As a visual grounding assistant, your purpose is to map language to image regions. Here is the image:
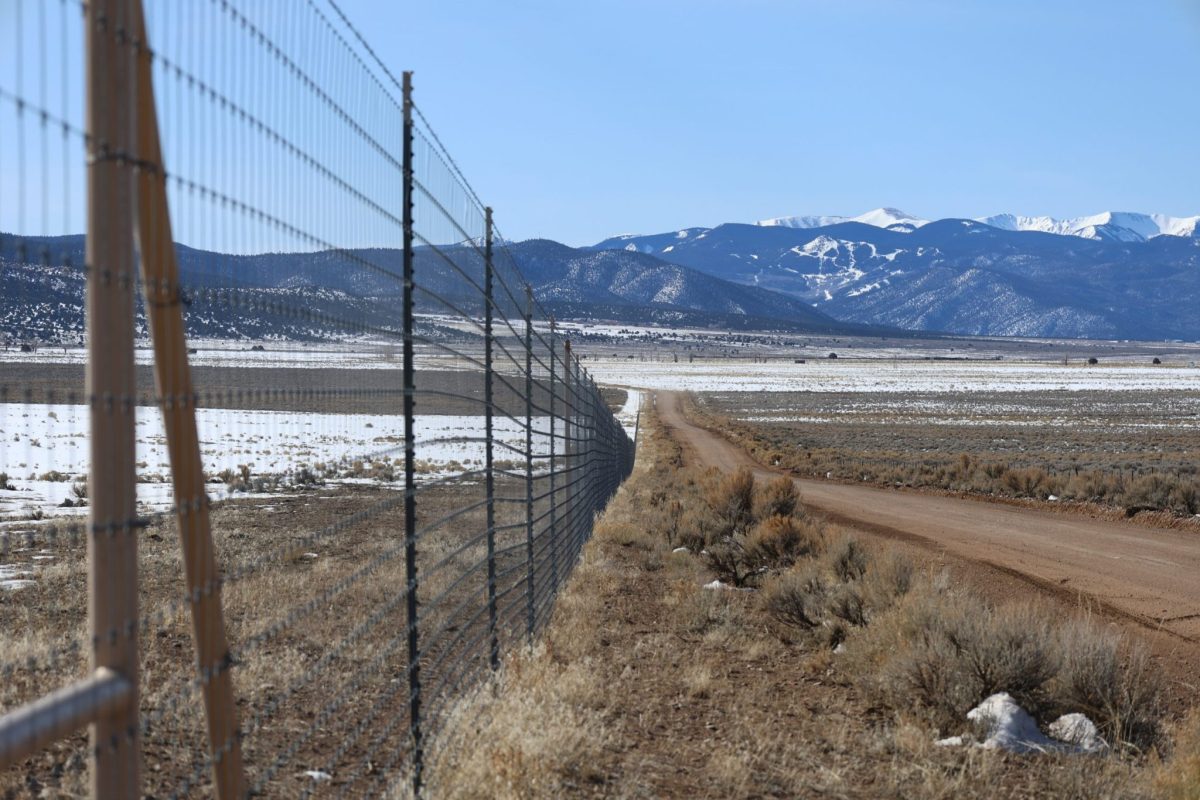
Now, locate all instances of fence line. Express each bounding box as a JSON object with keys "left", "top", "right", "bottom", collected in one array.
[{"left": 0, "top": 1, "right": 634, "bottom": 797}]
